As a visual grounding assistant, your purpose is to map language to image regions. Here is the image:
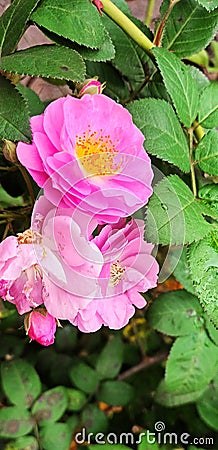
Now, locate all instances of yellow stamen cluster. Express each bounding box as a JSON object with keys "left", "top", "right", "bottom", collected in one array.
[
  {"left": 75, "top": 126, "right": 120, "bottom": 176},
  {"left": 110, "top": 260, "right": 125, "bottom": 286},
  {"left": 17, "top": 229, "right": 42, "bottom": 245}
]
